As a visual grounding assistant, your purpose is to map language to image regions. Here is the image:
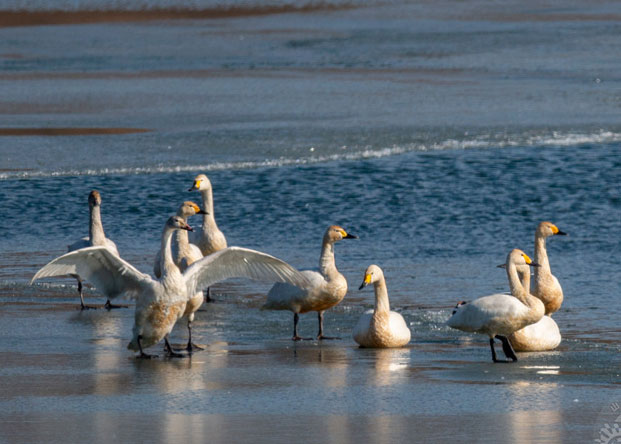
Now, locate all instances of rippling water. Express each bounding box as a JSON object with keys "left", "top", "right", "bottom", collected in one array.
[{"left": 0, "top": 1, "right": 619, "bottom": 441}]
